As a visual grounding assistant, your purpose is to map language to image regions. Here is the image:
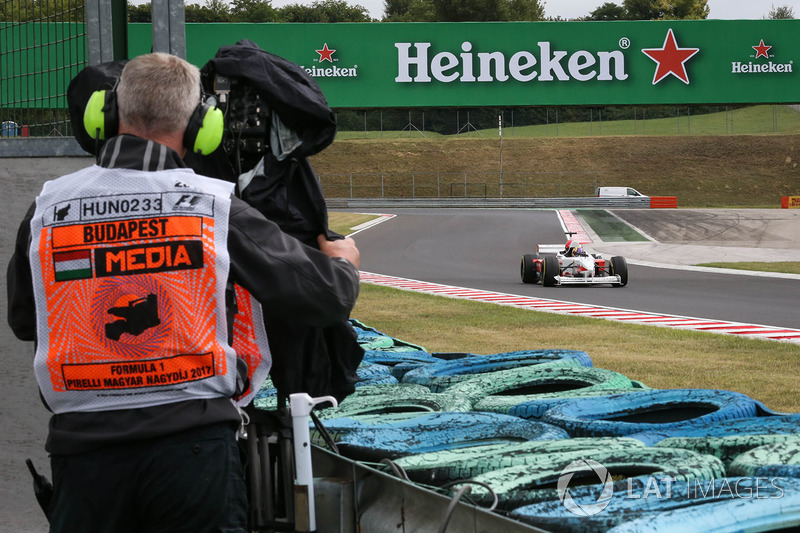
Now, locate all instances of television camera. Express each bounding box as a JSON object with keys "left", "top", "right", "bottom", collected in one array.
[{"left": 204, "top": 74, "right": 271, "bottom": 176}]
